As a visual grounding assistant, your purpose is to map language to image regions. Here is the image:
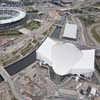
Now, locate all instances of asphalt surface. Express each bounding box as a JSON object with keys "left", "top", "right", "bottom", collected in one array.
[
  {"left": 50, "top": 15, "right": 66, "bottom": 38},
  {"left": 51, "top": 26, "right": 62, "bottom": 38},
  {"left": 0, "top": 14, "right": 72, "bottom": 81},
  {"left": 5, "top": 51, "right": 36, "bottom": 76},
  {"left": 0, "top": 50, "right": 36, "bottom": 81}
]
